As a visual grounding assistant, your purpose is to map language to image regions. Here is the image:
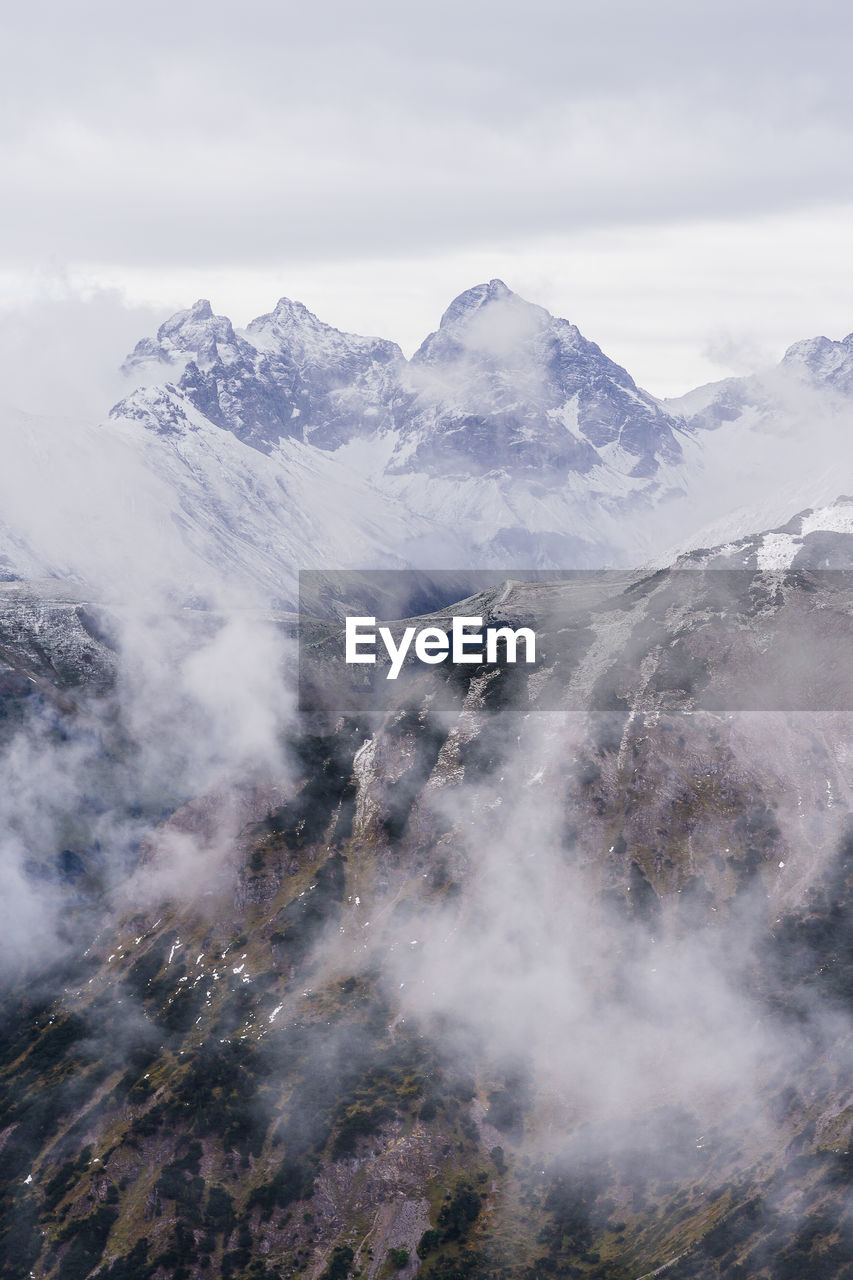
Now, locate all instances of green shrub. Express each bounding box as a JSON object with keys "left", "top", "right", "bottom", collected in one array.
[
  {"left": 56, "top": 1205, "right": 119, "bottom": 1280},
  {"left": 417, "top": 1230, "right": 440, "bottom": 1259},
  {"left": 437, "top": 1183, "right": 481, "bottom": 1241},
  {"left": 248, "top": 1157, "right": 314, "bottom": 1216},
  {"left": 203, "top": 1184, "right": 236, "bottom": 1237},
  {"left": 320, "top": 1244, "right": 355, "bottom": 1280}
]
